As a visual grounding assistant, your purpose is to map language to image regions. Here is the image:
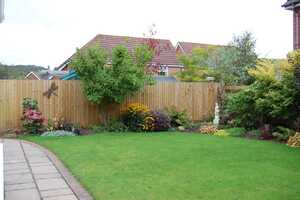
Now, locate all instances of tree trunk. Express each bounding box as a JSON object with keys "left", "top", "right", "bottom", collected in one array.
[{"left": 99, "top": 101, "right": 110, "bottom": 125}]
